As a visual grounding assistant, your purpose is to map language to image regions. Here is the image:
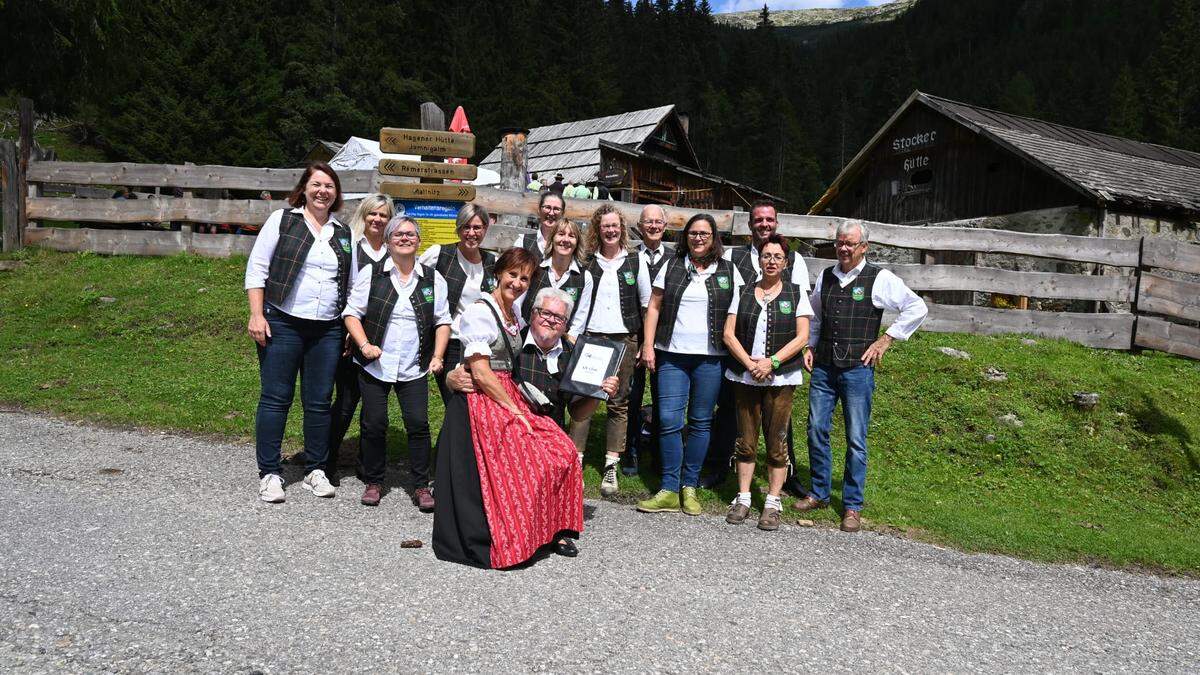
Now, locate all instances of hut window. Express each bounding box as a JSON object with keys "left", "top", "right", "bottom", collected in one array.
[{"left": 910, "top": 169, "right": 933, "bottom": 187}]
